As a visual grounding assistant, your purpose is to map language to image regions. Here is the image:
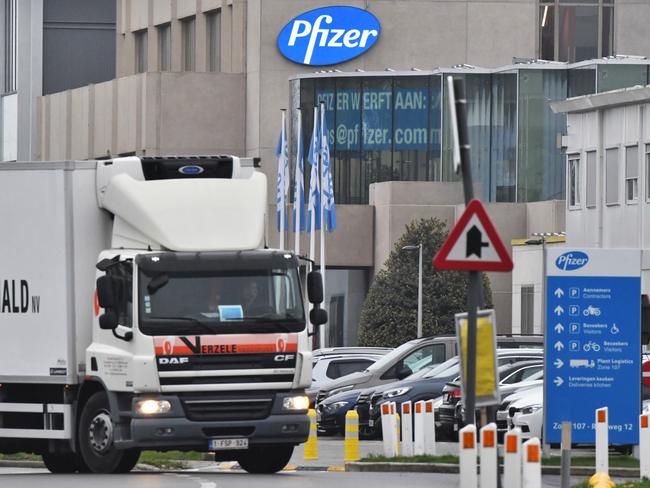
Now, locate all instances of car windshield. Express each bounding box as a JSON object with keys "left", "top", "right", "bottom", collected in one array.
[
  {"left": 136, "top": 251, "right": 305, "bottom": 335},
  {"left": 365, "top": 342, "right": 416, "bottom": 372}
]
